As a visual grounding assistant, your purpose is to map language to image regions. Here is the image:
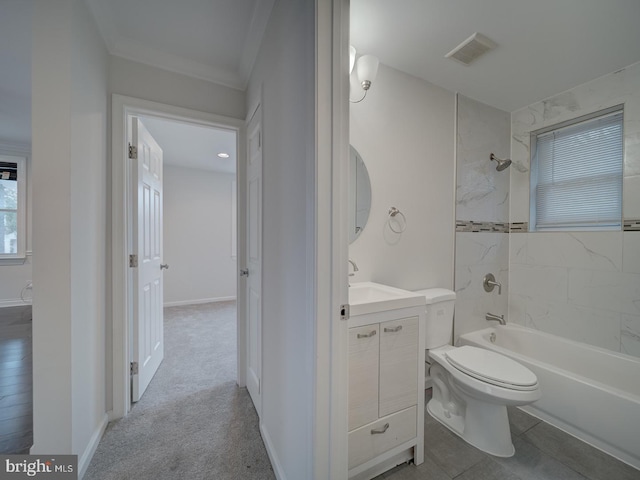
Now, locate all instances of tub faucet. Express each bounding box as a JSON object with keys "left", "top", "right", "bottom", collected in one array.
[
  {"left": 486, "top": 313, "right": 506, "bottom": 325},
  {"left": 348, "top": 259, "right": 359, "bottom": 277}
]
